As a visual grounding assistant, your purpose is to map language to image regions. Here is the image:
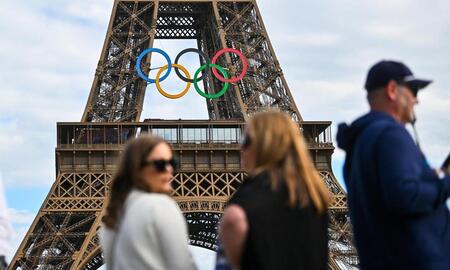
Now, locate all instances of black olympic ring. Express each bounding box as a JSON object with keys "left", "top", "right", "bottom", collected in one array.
[{"left": 174, "top": 48, "right": 211, "bottom": 83}]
